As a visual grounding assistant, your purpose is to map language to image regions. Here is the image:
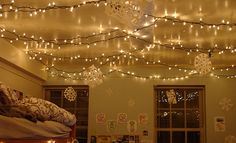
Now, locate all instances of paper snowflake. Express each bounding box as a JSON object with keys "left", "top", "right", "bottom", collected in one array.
[
  {"left": 83, "top": 65, "right": 103, "bottom": 88},
  {"left": 225, "top": 135, "right": 236, "bottom": 143},
  {"left": 194, "top": 53, "right": 212, "bottom": 75},
  {"left": 128, "top": 98, "right": 135, "bottom": 107},
  {"left": 219, "top": 97, "right": 234, "bottom": 111},
  {"left": 166, "top": 89, "right": 177, "bottom": 104},
  {"left": 105, "top": 0, "right": 143, "bottom": 27},
  {"left": 64, "top": 87, "right": 77, "bottom": 102}
]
